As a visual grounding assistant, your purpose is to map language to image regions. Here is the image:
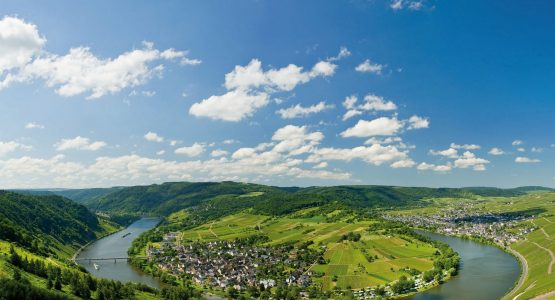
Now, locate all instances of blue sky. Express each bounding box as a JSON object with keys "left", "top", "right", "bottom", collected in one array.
[{"left": 0, "top": 0, "right": 553, "bottom": 188}]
